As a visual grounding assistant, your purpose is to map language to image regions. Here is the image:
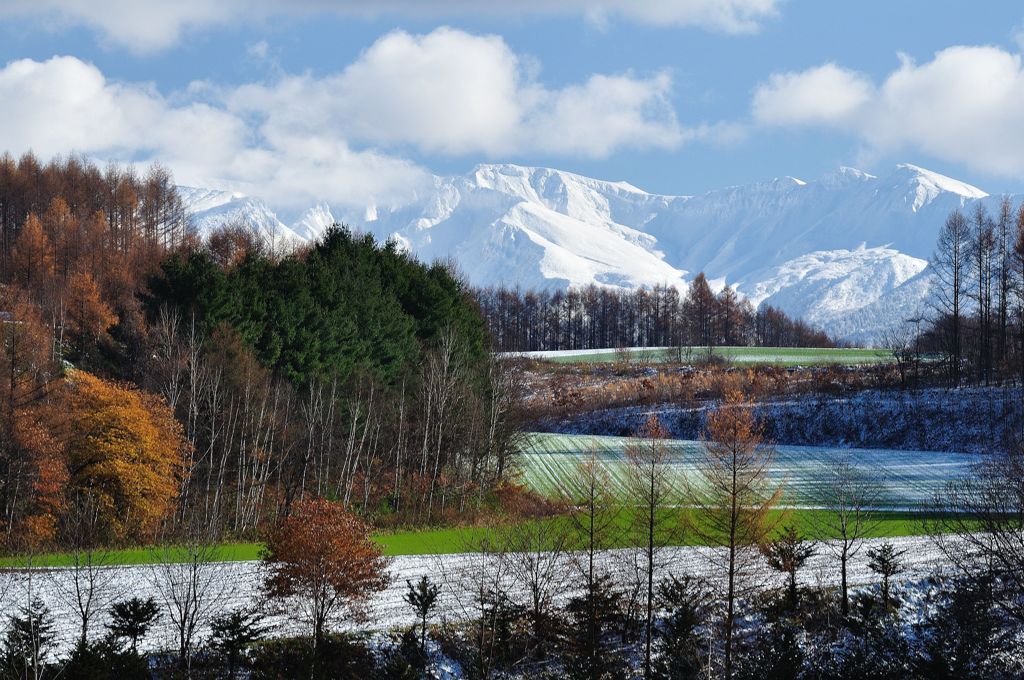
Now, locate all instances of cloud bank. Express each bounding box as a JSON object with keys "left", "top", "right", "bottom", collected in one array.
[
  {"left": 753, "top": 46, "right": 1024, "bottom": 178},
  {"left": 0, "top": 28, "right": 689, "bottom": 209},
  {"left": 0, "top": 0, "right": 780, "bottom": 53}
]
